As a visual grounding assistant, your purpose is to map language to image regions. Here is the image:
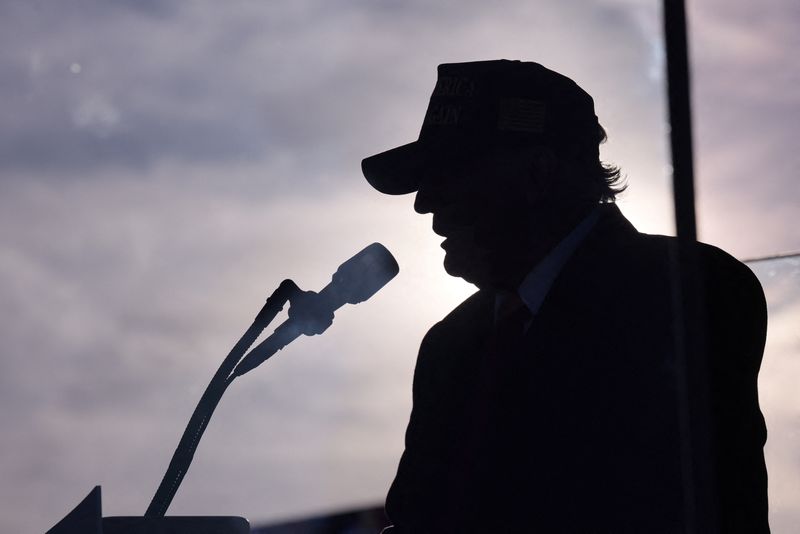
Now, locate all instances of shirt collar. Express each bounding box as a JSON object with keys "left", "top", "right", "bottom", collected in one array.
[{"left": 495, "top": 206, "right": 602, "bottom": 319}]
